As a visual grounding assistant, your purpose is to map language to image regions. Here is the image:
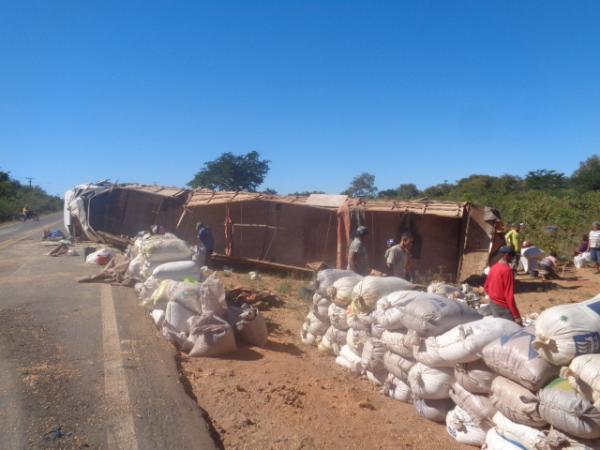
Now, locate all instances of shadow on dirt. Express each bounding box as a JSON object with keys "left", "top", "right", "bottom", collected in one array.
[
  {"left": 263, "top": 340, "right": 304, "bottom": 357},
  {"left": 219, "top": 346, "right": 264, "bottom": 361},
  {"left": 516, "top": 279, "right": 582, "bottom": 293}
]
